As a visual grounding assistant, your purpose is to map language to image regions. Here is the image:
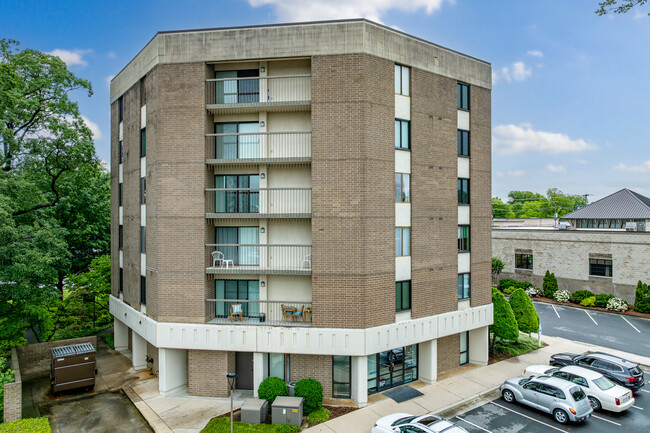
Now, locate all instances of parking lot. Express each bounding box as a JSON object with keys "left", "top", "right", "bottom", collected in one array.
[{"left": 449, "top": 373, "right": 650, "bottom": 433}]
